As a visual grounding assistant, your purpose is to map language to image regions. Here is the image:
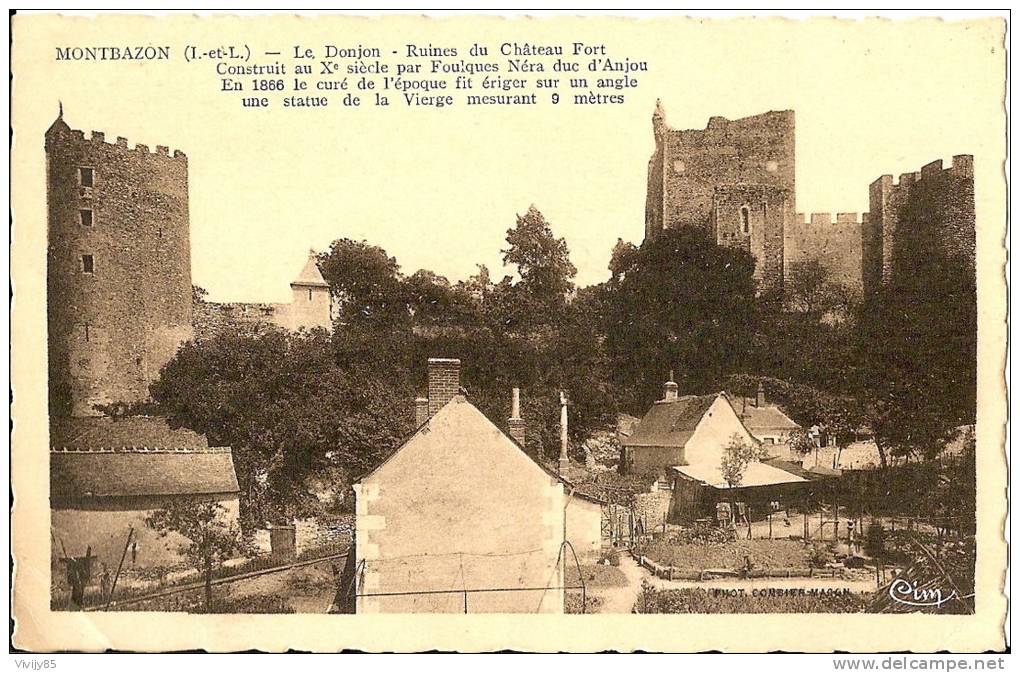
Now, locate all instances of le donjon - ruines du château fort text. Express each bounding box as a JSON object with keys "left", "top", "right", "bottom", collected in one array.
[{"left": 54, "top": 41, "right": 651, "bottom": 109}]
